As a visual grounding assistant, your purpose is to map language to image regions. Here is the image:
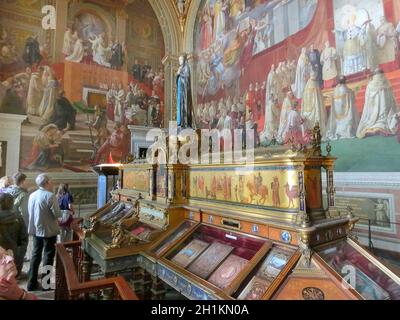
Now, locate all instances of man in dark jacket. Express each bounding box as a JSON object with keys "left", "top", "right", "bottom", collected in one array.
[
  {"left": 48, "top": 91, "right": 76, "bottom": 130},
  {"left": 0, "top": 192, "right": 28, "bottom": 277}
]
